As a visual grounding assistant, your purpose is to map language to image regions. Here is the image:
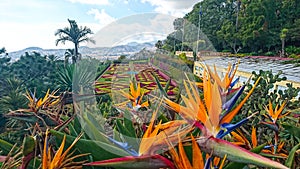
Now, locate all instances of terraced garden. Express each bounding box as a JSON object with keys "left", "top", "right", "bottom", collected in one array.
[{"left": 95, "top": 63, "right": 178, "bottom": 97}]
